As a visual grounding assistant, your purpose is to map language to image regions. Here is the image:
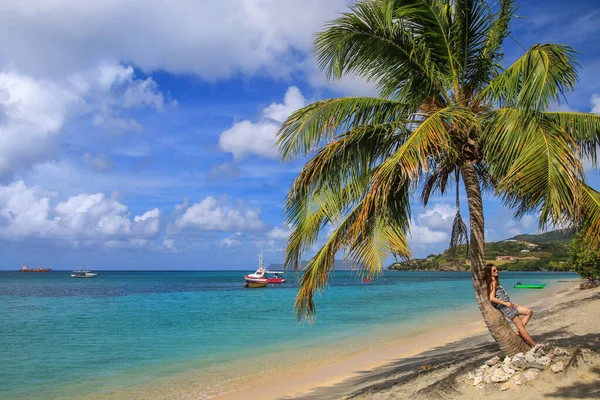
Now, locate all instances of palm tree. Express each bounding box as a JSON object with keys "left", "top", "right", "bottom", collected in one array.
[{"left": 275, "top": 0, "right": 600, "bottom": 356}]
